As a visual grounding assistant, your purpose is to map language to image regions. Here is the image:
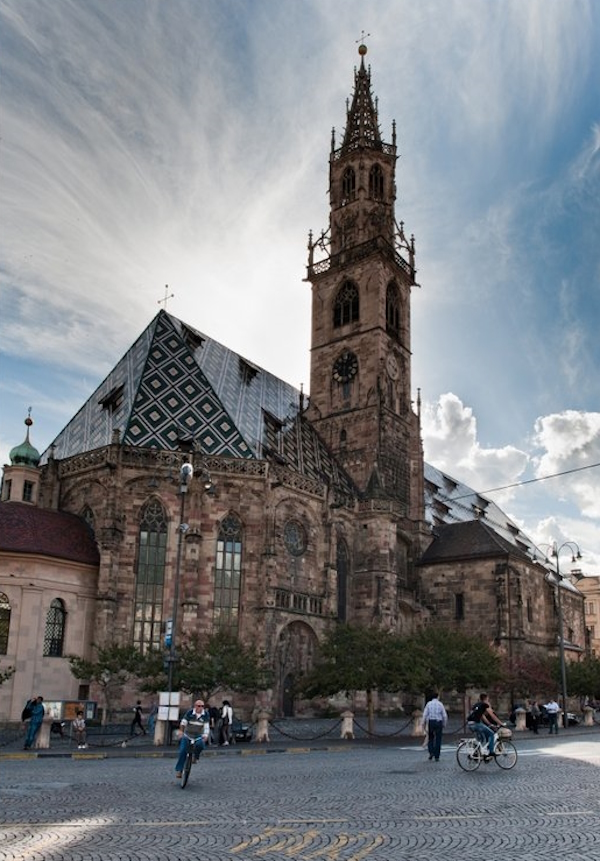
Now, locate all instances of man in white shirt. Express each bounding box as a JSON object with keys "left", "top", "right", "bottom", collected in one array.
[
  {"left": 544, "top": 698, "right": 560, "bottom": 734},
  {"left": 220, "top": 700, "right": 233, "bottom": 746},
  {"left": 421, "top": 692, "right": 448, "bottom": 762}
]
